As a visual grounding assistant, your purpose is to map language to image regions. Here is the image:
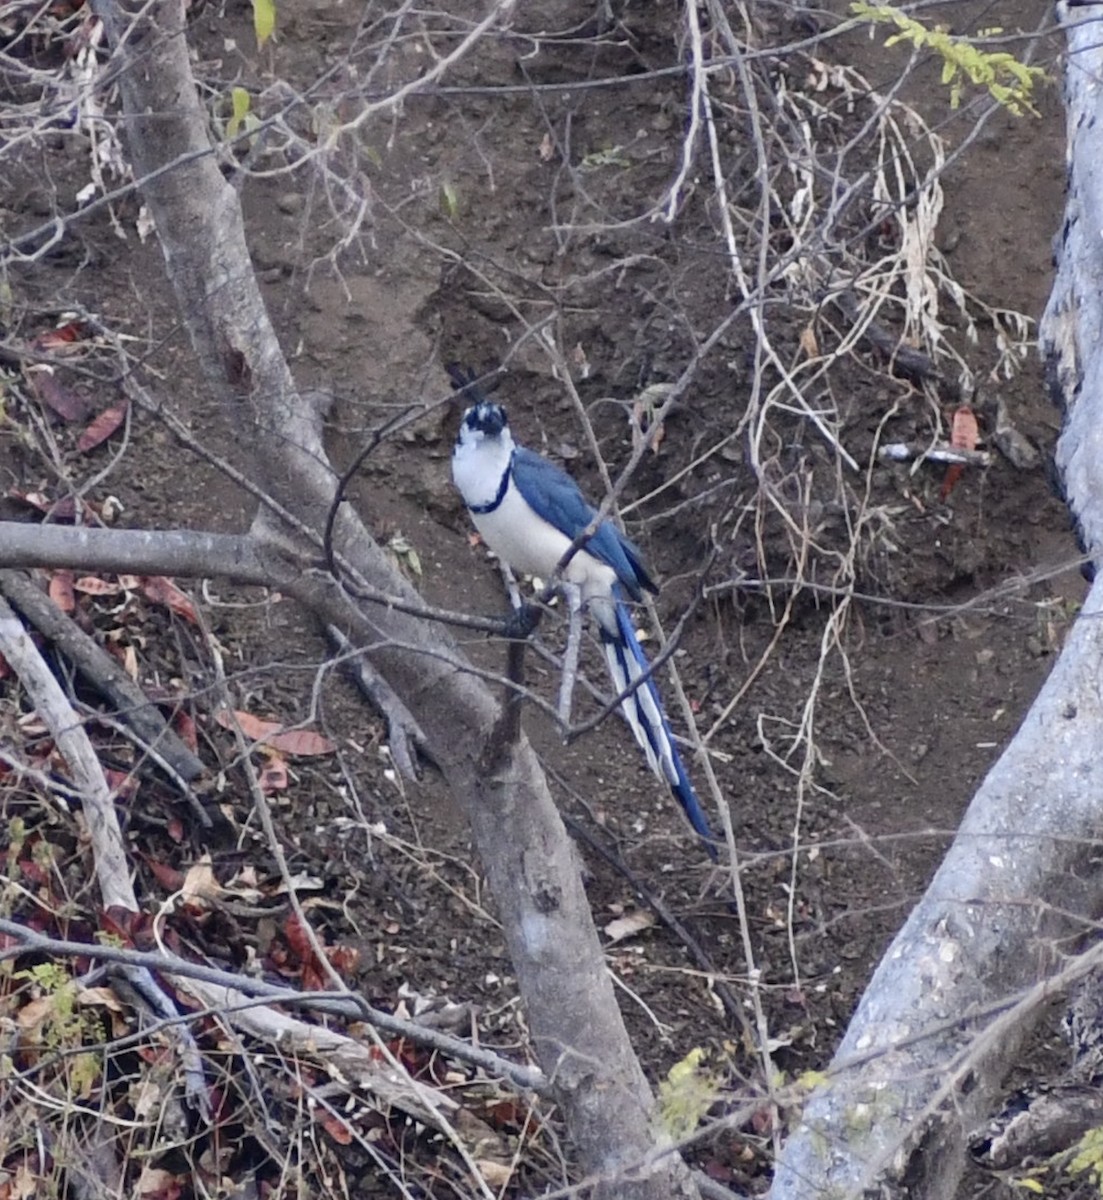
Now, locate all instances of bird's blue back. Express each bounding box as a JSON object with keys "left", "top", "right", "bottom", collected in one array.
[{"left": 509, "top": 447, "right": 657, "bottom": 602}]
